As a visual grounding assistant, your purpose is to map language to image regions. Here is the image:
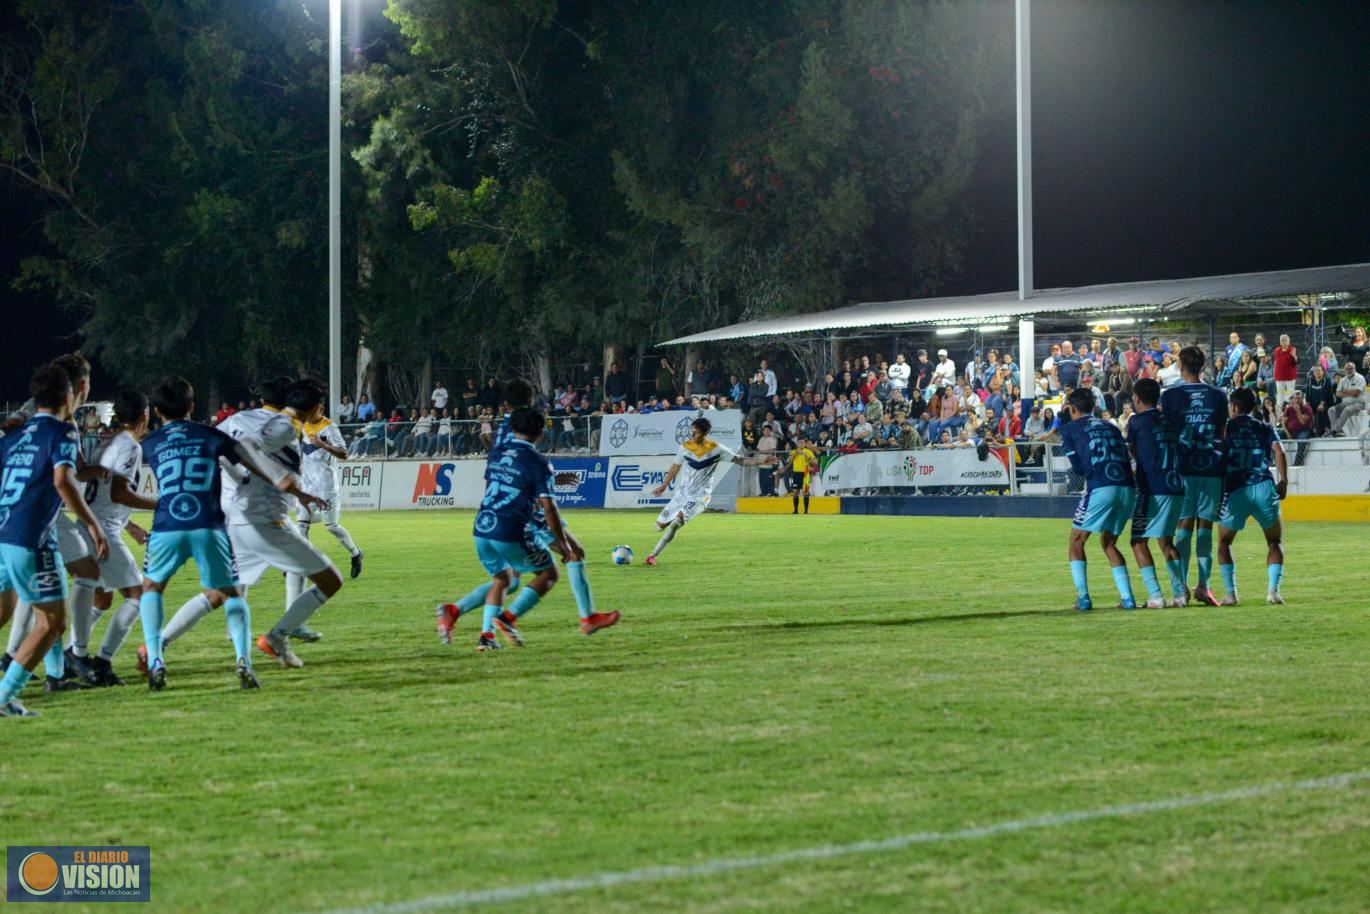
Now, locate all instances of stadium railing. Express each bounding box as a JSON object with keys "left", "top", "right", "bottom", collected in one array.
[{"left": 335, "top": 417, "right": 602, "bottom": 459}]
